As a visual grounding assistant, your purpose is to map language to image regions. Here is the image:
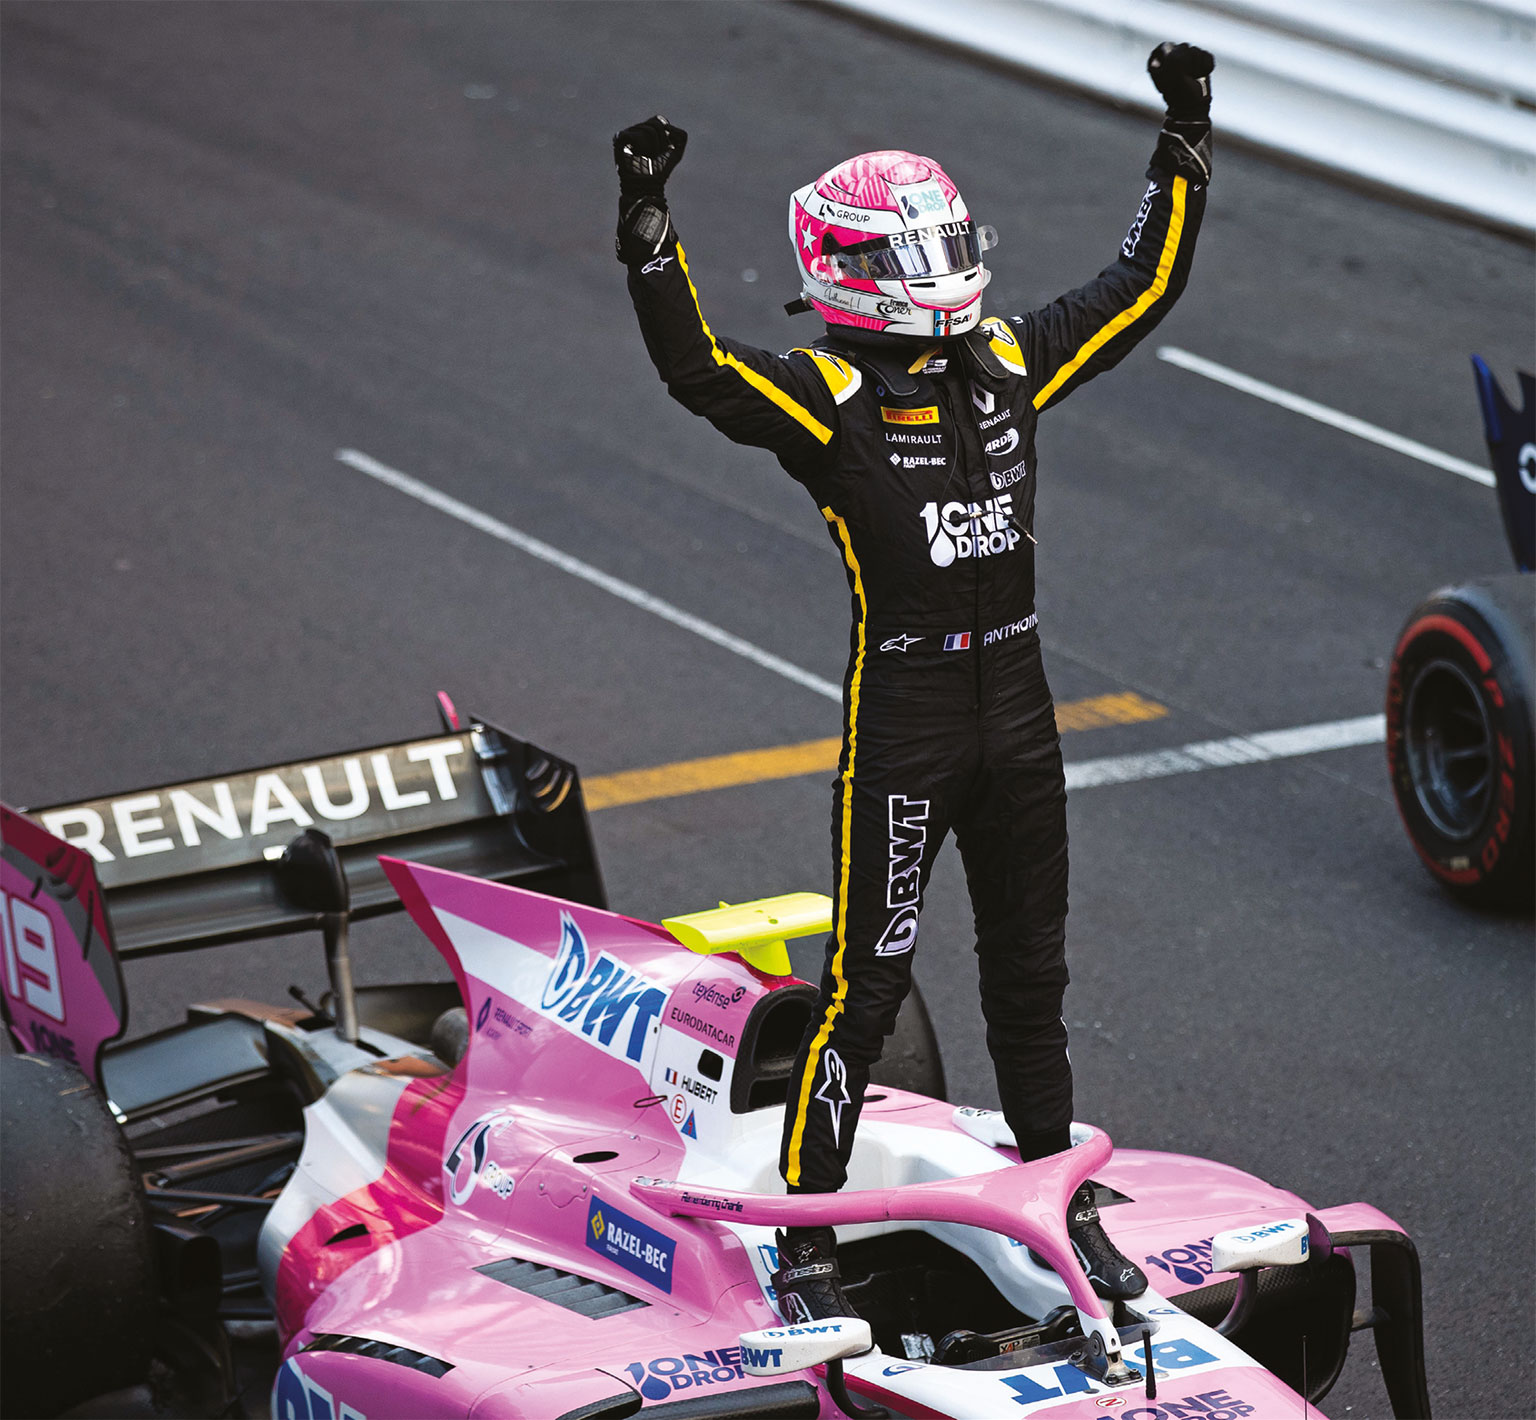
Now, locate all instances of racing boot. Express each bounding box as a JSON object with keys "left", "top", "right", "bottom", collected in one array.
[
  {"left": 1065, "top": 1182, "right": 1147, "bottom": 1301},
  {"left": 772, "top": 1226, "right": 863, "bottom": 1326}
]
